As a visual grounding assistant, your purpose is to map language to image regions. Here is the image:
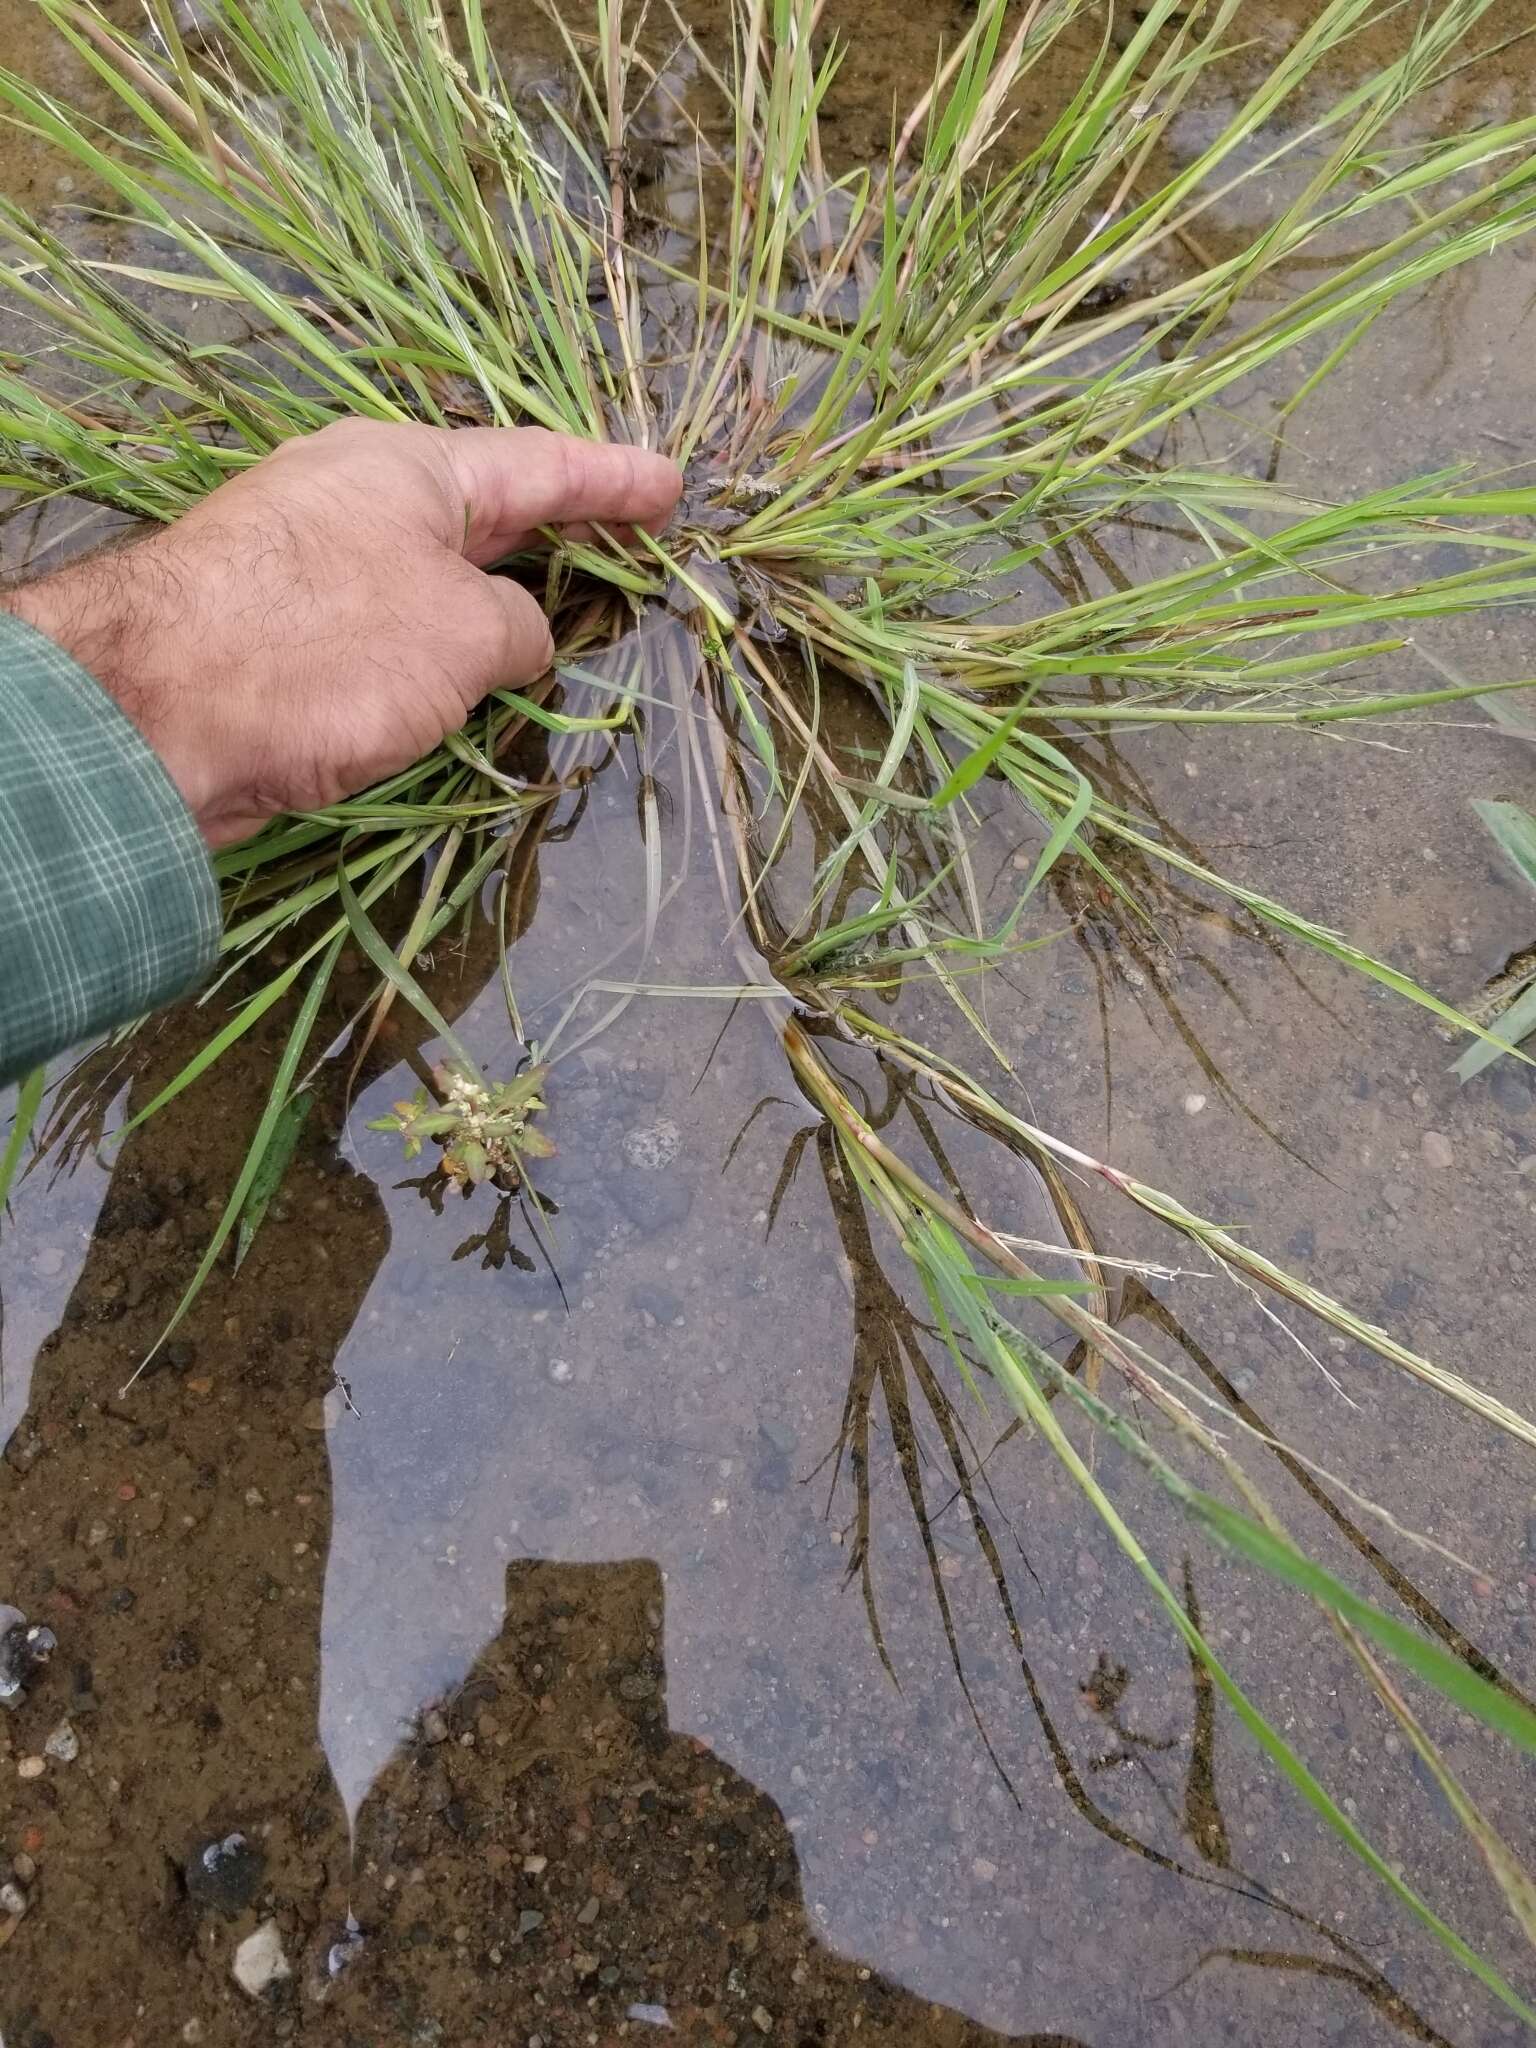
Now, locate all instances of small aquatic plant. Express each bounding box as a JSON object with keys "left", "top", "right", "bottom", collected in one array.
[
  {"left": 5, "top": 0, "right": 1536, "bottom": 2011},
  {"left": 368, "top": 1061, "right": 553, "bottom": 1192}
]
